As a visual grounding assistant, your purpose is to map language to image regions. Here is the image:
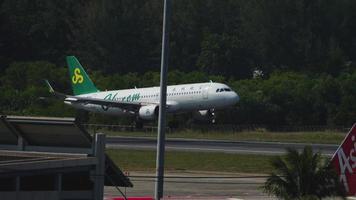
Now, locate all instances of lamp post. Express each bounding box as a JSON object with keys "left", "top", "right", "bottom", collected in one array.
[{"left": 154, "top": 0, "right": 171, "bottom": 199}]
